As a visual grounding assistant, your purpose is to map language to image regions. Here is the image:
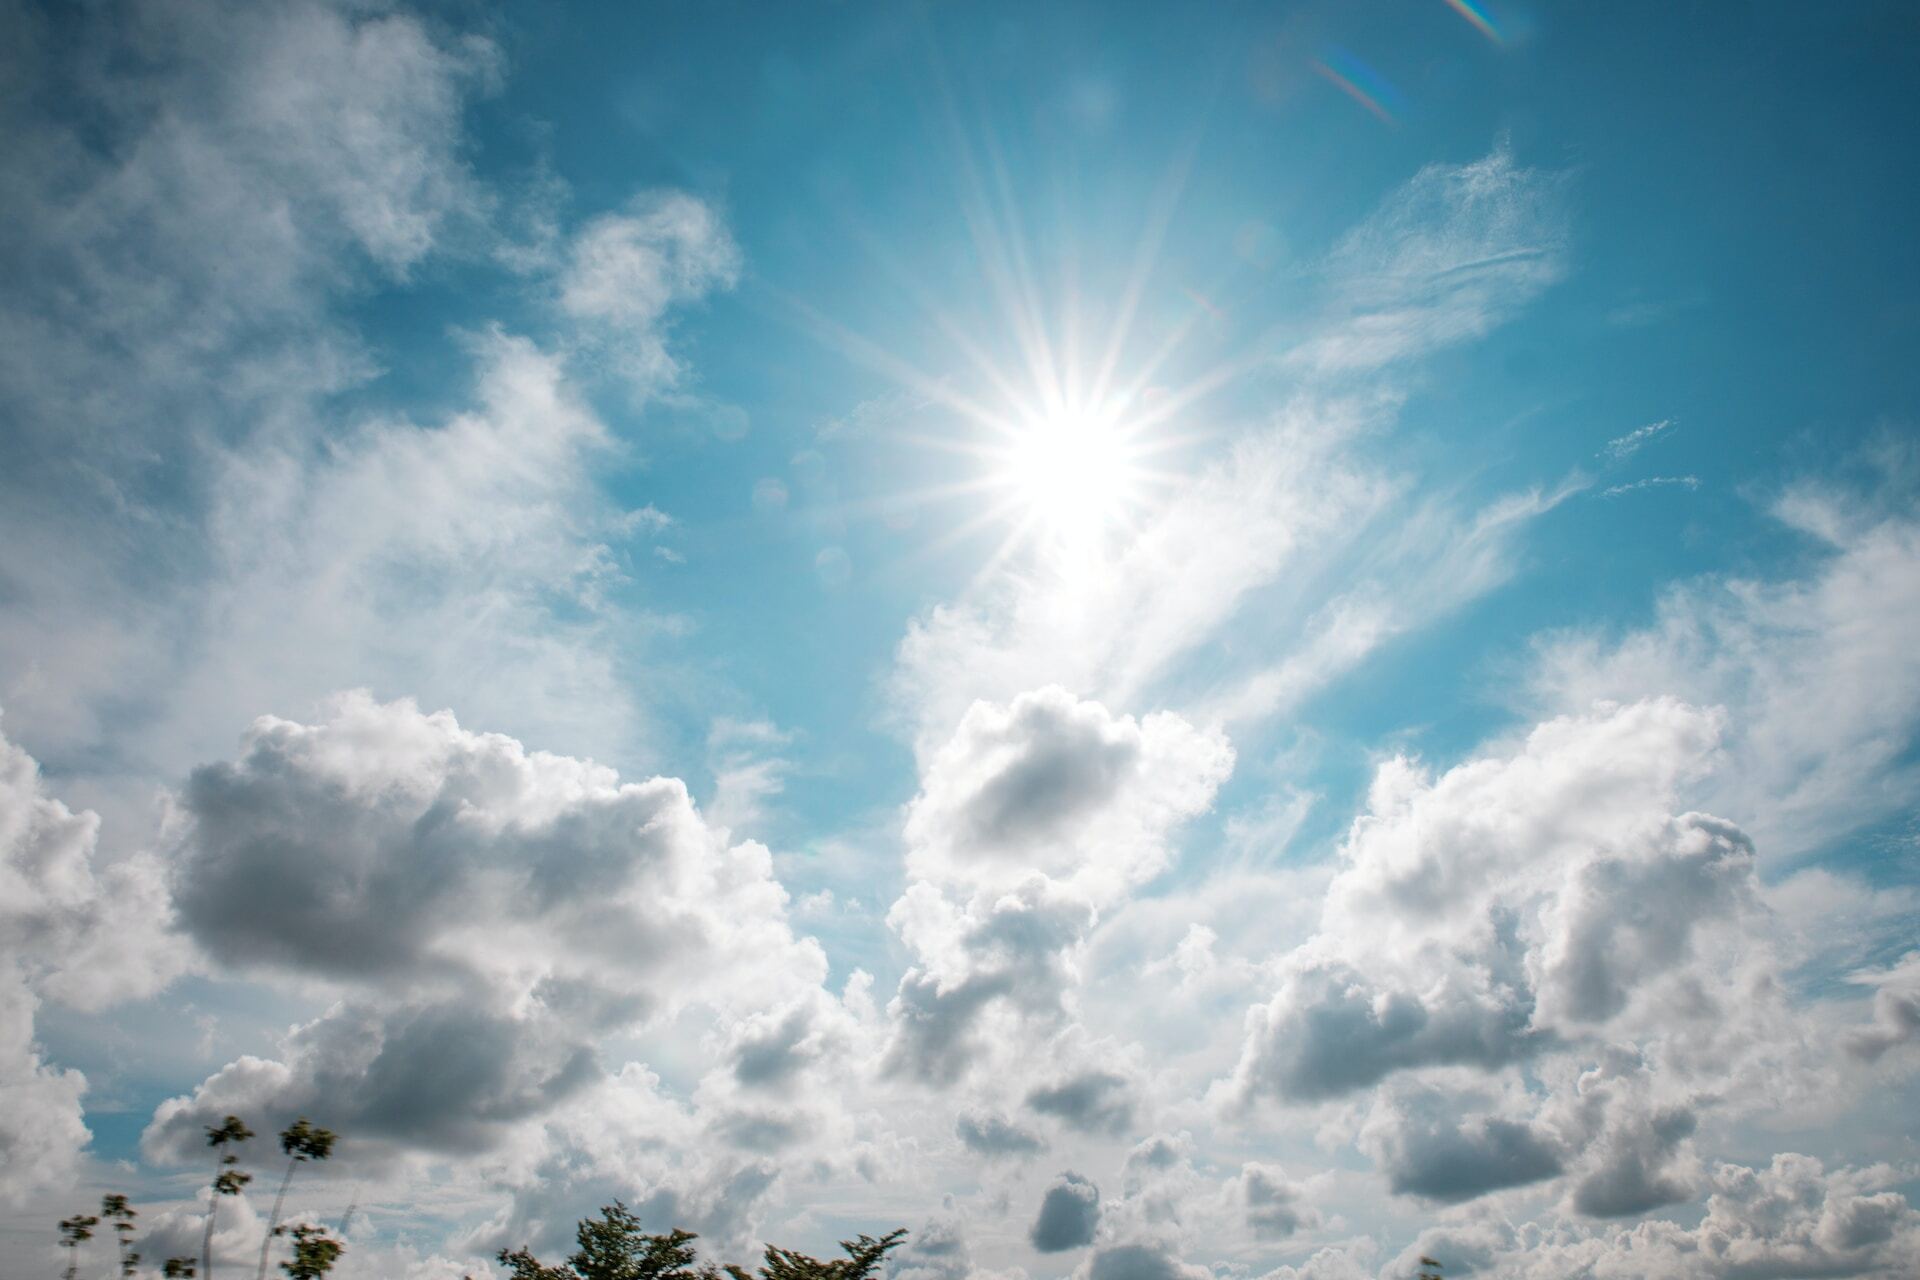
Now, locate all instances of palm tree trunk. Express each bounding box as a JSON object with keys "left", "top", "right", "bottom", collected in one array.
[
  {"left": 255, "top": 1158, "right": 297, "bottom": 1280},
  {"left": 202, "top": 1153, "right": 223, "bottom": 1280}
]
